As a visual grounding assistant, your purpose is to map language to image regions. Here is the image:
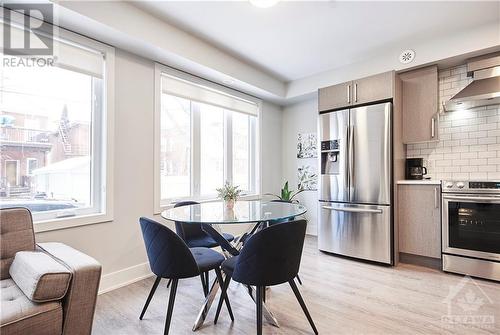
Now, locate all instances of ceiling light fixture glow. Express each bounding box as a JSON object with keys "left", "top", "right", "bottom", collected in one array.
[{"left": 249, "top": 0, "right": 279, "bottom": 8}]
